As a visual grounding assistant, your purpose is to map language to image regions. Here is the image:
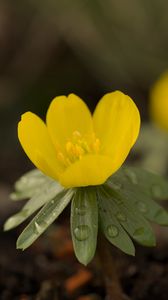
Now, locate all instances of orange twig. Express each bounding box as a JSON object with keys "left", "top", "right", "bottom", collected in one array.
[{"left": 65, "top": 269, "right": 92, "bottom": 294}]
